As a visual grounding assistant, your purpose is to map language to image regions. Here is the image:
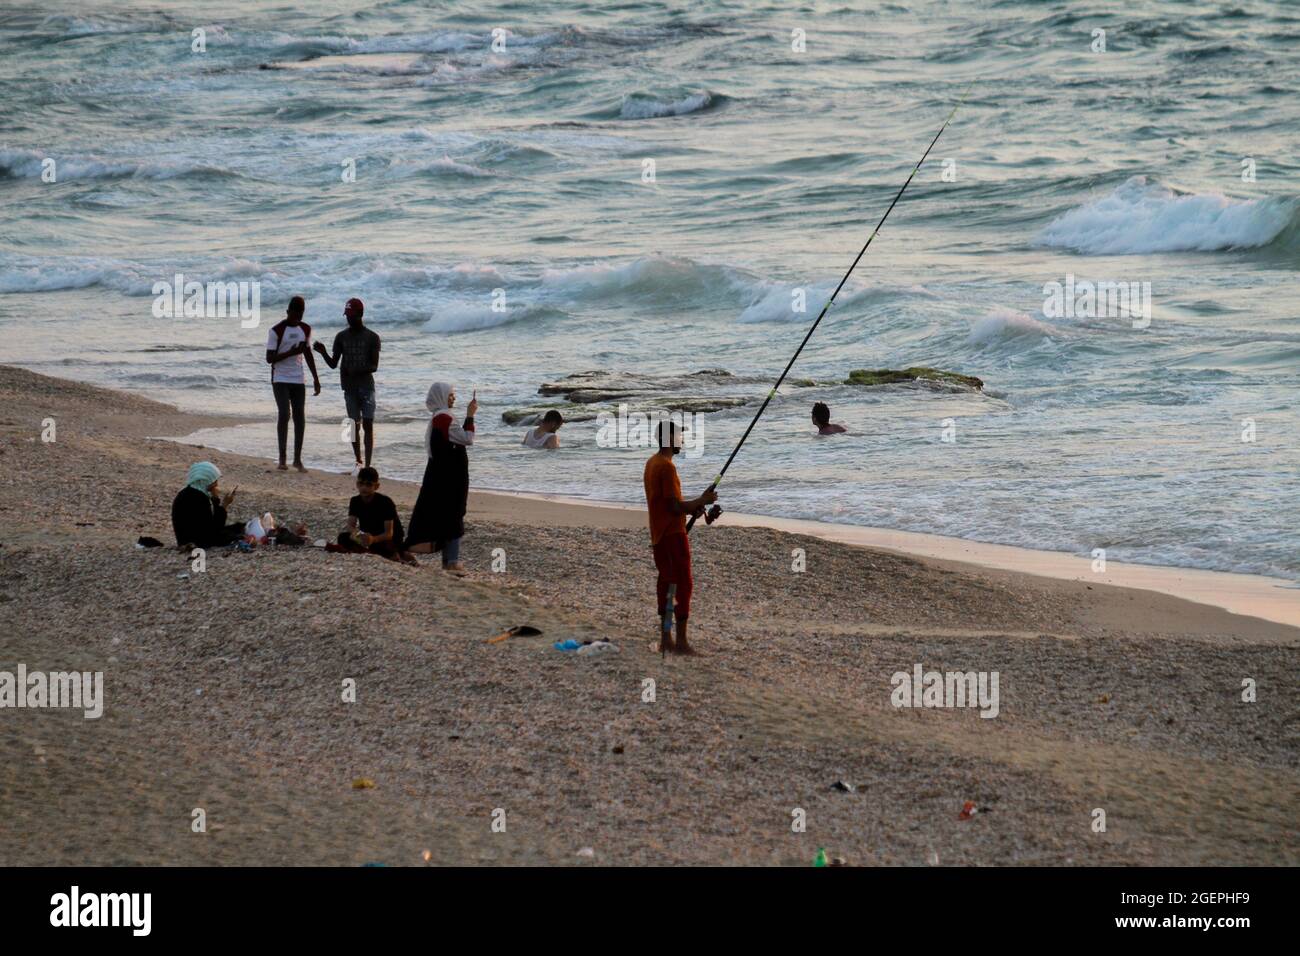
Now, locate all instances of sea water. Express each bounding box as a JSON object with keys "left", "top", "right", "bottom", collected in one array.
[{"left": 0, "top": 1, "right": 1296, "bottom": 579}]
